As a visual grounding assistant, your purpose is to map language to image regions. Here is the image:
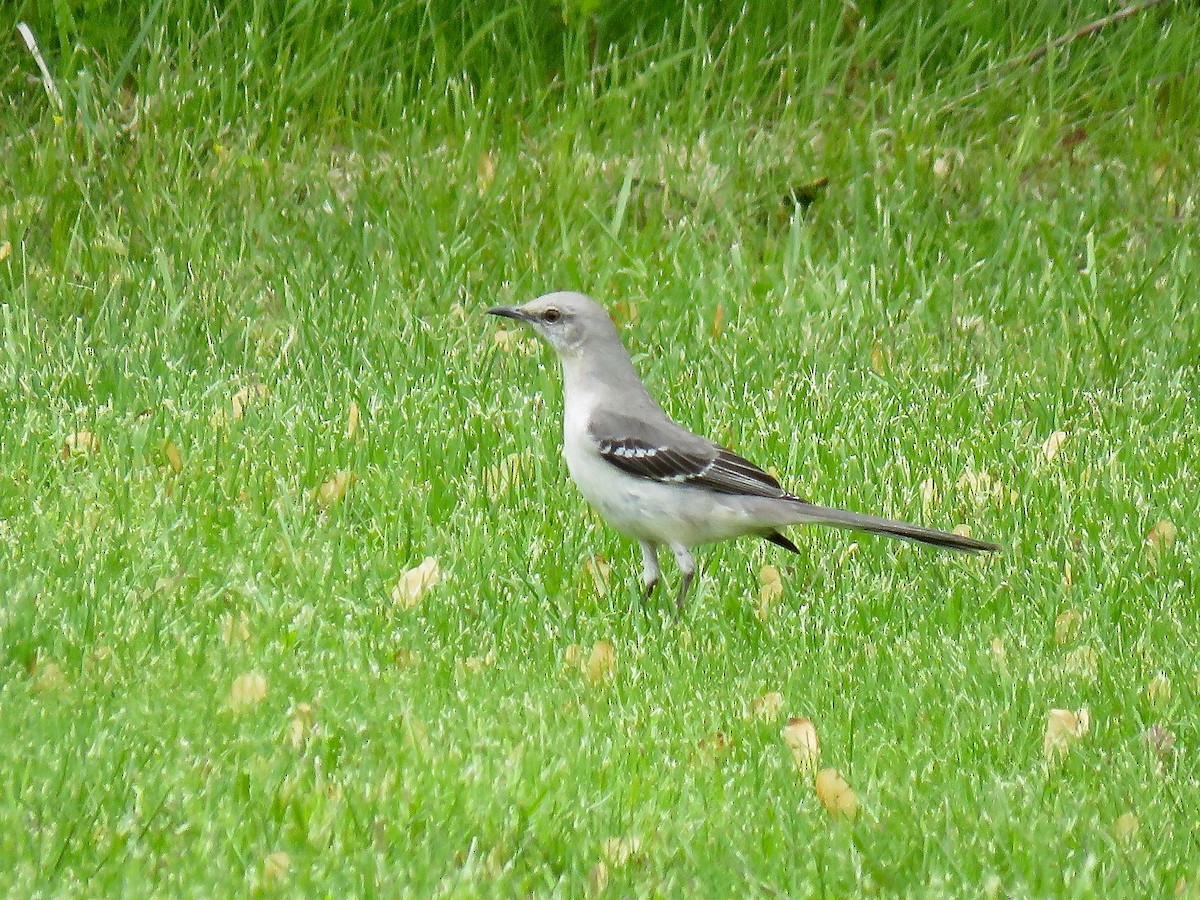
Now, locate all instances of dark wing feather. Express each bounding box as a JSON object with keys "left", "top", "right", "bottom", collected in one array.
[{"left": 593, "top": 432, "right": 802, "bottom": 501}]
